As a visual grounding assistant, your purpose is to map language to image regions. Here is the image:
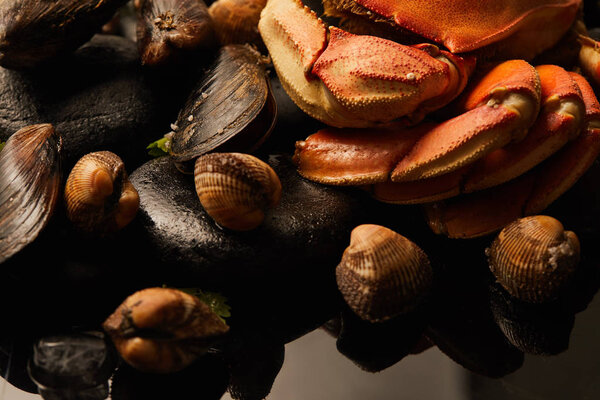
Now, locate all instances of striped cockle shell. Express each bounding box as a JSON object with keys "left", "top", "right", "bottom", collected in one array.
[
  {"left": 103, "top": 287, "right": 229, "bottom": 373},
  {"left": 194, "top": 153, "right": 281, "bottom": 231},
  {"left": 64, "top": 151, "right": 139, "bottom": 234},
  {"left": 336, "top": 224, "right": 433, "bottom": 323},
  {"left": 487, "top": 215, "right": 580, "bottom": 303}
]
